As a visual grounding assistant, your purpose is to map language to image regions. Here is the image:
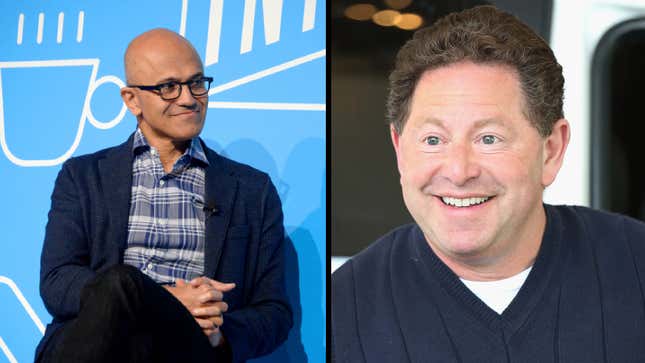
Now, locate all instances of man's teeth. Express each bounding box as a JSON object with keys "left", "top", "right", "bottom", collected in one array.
[{"left": 441, "top": 196, "right": 490, "bottom": 207}]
